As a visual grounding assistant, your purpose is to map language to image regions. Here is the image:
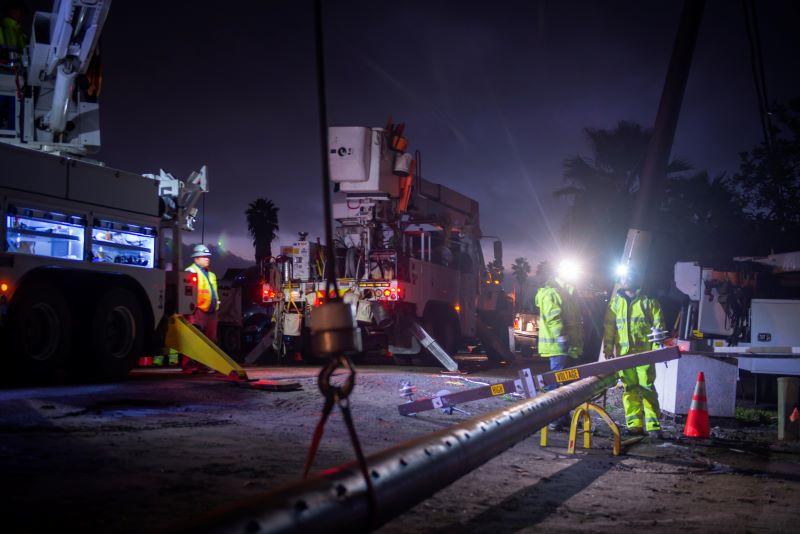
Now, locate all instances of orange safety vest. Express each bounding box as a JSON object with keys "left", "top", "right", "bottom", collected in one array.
[{"left": 185, "top": 263, "right": 219, "bottom": 312}]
